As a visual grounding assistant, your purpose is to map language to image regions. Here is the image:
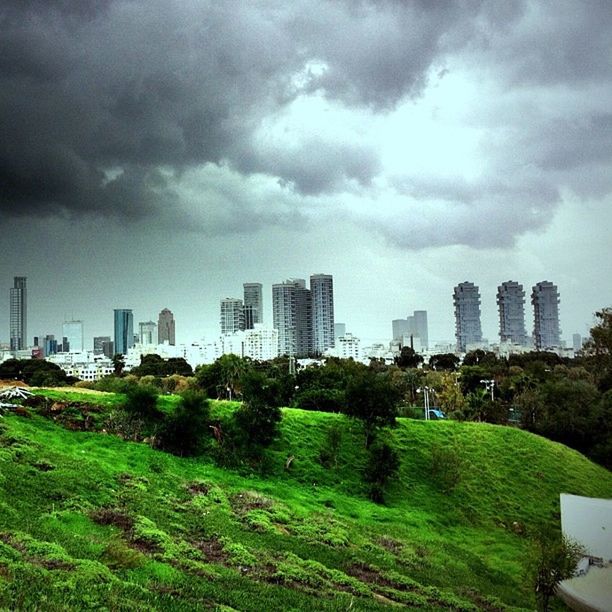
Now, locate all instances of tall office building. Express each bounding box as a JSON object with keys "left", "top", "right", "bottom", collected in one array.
[
  {"left": 114, "top": 309, "right": 134, "bottom": 355},
  {"left": 413, "top": 310, "right": 429, "bottom": 350},
  {"left": 532, "top": 281, "right": 561, "bottom": 350},
  {"left": 243, "top": 283, "right": 263, "bottom": 330},
  {"left": 453, "top": 282, "right": 483, "bottom": 352},
  {"left": 62, "top": 320, "right": 84, "bottom": 352},
  {"left": 272, "top": 279, "right": 313, "bottom": 357},
  {"left": 139, "top": 321, "right": 157, "bottom": 345},
  {"left": 310, "top": 274, "right": 335, "bottom": 354},
  {"left": 9, "top": 276, "right": 27, "bottom": 351},
  {"left": 497, "top": 281, "right": 527, "bottom": 345},
  {"left": 220, "top": 298, "right": 245, "bottom": 335},
  {"left": 158, "top": 308, "right": 175, "bottom": 345}
]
